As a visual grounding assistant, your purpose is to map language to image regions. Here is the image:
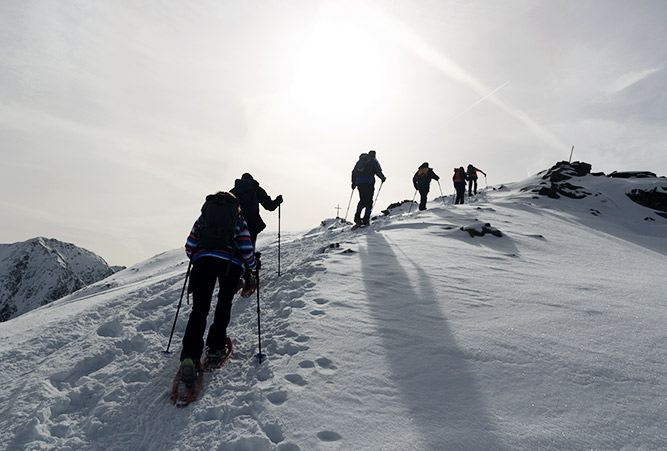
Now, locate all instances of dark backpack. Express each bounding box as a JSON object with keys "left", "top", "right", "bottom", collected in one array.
[
  {"left": 467, "top": 165, "right": 476, "bottom": 176},
  {"left": 197, "top": 193, "right": 239, "bottom": 250},
  {"left": 354, "top": 155, "right": 374, "bottom": 177},
  {"left": 232, "top": 179, "right": 259, "bottom": 216},
  {"left": 416, "top": 167, "right": 430, "bottom": 188}
]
